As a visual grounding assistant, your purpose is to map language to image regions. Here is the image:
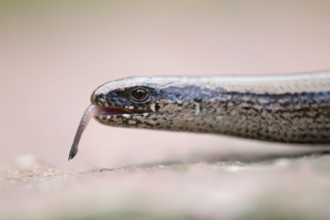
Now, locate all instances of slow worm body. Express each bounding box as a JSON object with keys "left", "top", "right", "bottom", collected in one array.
[{"left": 69, "top": 71, "right": 330, "bottom": 160}]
